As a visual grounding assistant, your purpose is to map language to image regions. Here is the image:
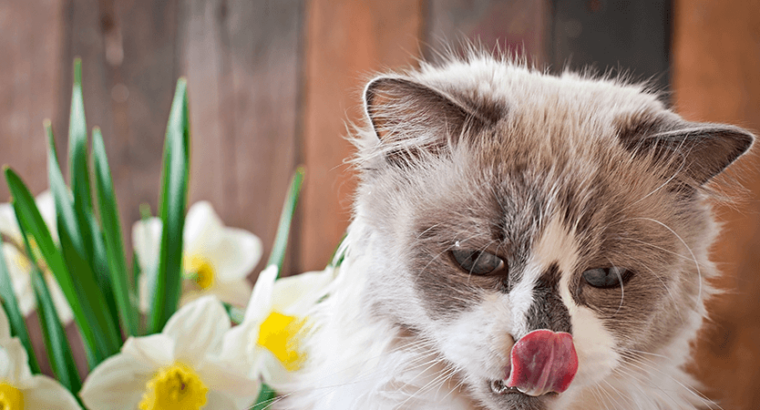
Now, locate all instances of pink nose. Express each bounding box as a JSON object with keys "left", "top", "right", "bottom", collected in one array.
[{"left": 505, "top": 329, "right": 579, "bottom": 396}]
